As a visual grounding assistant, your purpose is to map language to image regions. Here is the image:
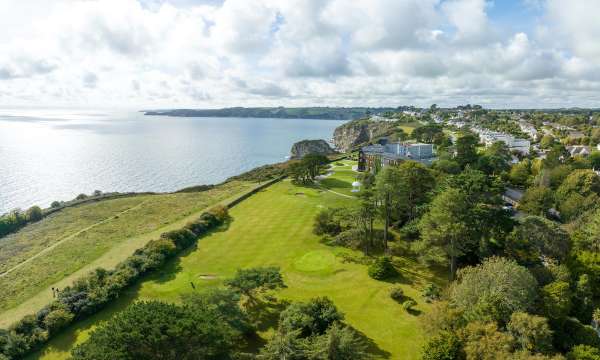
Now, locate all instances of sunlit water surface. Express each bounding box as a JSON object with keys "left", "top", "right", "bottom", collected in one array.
[{"left": 0, "top": 109, "right": 344, "bottom": 213}]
